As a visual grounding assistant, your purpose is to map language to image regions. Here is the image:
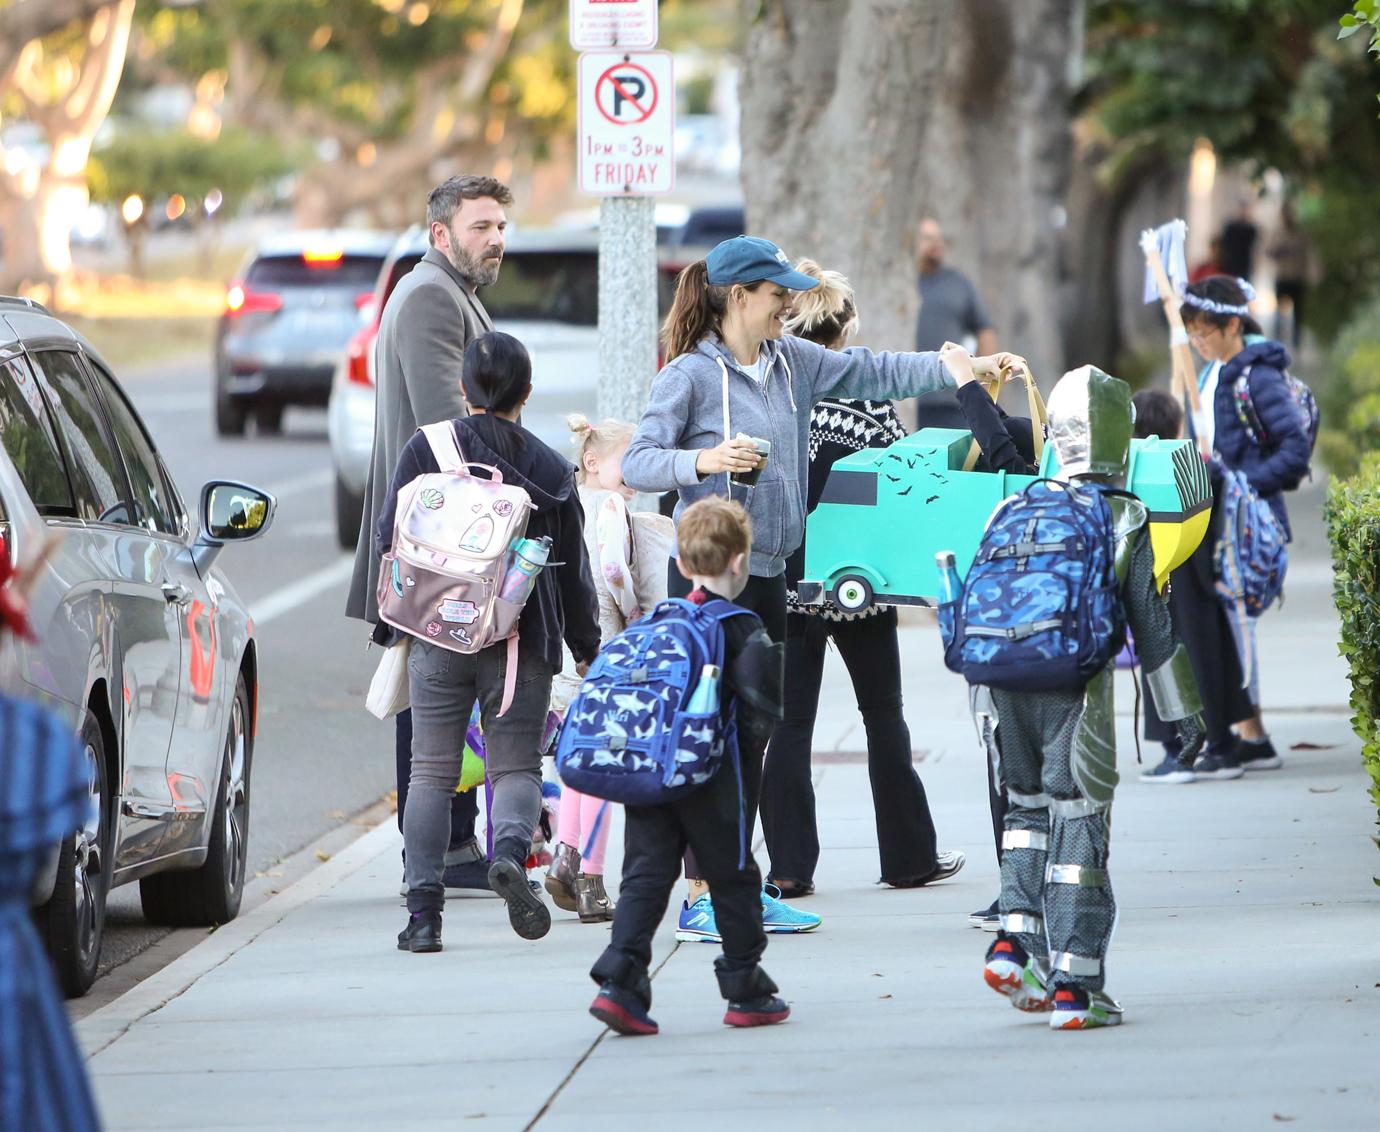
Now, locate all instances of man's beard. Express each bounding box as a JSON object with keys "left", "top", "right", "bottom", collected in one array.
[{"left": 446, "top": 238, "right": 502, "bottom": 287}]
